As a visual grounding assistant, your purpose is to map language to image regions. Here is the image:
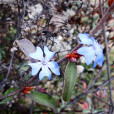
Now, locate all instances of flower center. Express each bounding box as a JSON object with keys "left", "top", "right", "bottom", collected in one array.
[{"left": 42, "top": 60, "right": 47, "bottom": 65}]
